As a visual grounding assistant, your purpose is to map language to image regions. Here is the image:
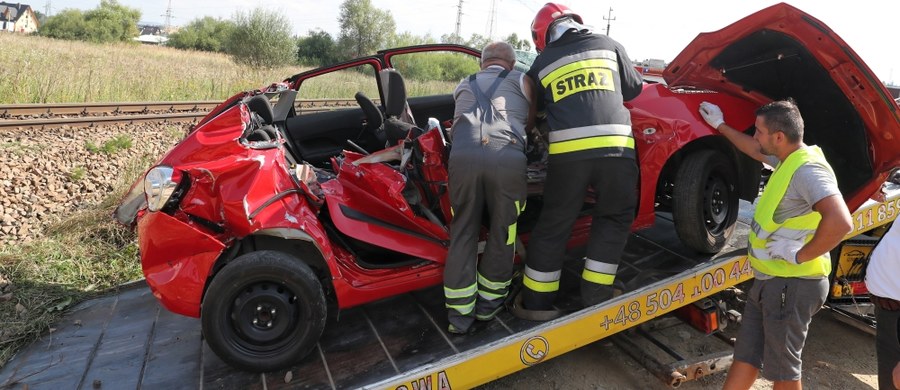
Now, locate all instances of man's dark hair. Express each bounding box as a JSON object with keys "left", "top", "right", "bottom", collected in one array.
[{"left": 756, "top": 98, "right": 804, "bottom": 143}]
